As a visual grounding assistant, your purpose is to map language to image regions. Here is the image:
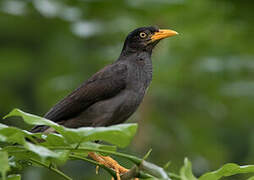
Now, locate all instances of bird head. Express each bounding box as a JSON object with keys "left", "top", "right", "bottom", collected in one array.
[{"left": 121, "top": 26, "right": 178, "bottom": 55}]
